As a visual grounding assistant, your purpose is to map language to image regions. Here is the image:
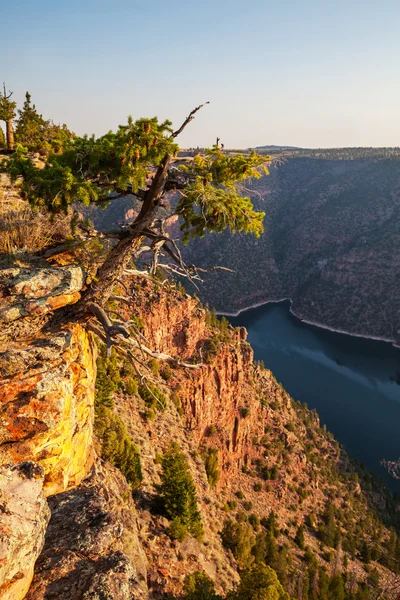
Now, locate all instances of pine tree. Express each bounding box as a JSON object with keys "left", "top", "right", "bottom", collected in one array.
[
  {"left": 15, "top": 91, "right": 74, "bottom": 154},
  {"left": 0, "top": 83, "right": 16, "bottom": 151},
  {"left": 0, "top": 126, "right": 5, "bottom": 149},
  {"left": 2, "top": 103, "right": 268, "bottom": 313},
  {"left": 157, "top": 442, "right": 204, "bottom": 541},
  {"left": 327, "top": 574, "right": 345, "bottom": 600},
  {"left": 295, "top": 524, "right": 305, "bottom": 549},
  {"left": 15, "top": 92, "right": 47, "bottom": 153},
  {"left": 183, "top": 572, "right": 222, "bottom": 600},
  {"left": 228, "top": 563, "right": 291, "bottom": 600}
]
